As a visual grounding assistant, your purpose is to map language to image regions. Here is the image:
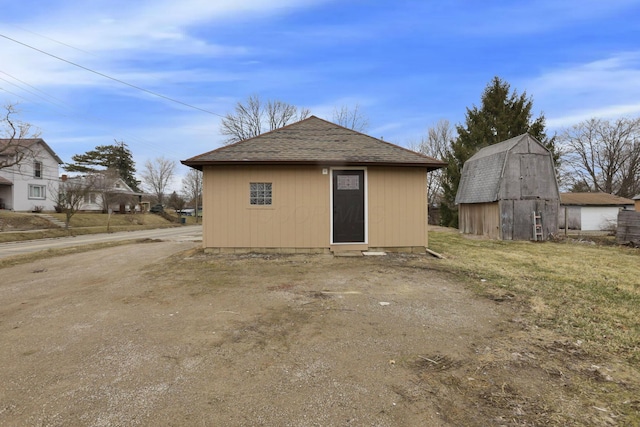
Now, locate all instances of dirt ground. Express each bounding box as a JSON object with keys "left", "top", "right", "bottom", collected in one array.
[{"left": 0, "top": 241, "right": 630, "bottom": 426}]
